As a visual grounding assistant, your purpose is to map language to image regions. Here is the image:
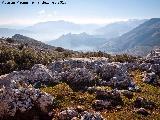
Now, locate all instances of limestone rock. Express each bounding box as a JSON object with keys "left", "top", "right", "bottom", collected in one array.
[
  {"left": 58, "top": 108, "right": 78, "bottom": 120},
  {"left": 134, "top": 97, "right": 156, "bottom": 110},
  {"left": 80, "top": 111, "right": 104, "bottom": 120},
  {"left": 136, "top": 108, "right": 150, "bottom": 116}
]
